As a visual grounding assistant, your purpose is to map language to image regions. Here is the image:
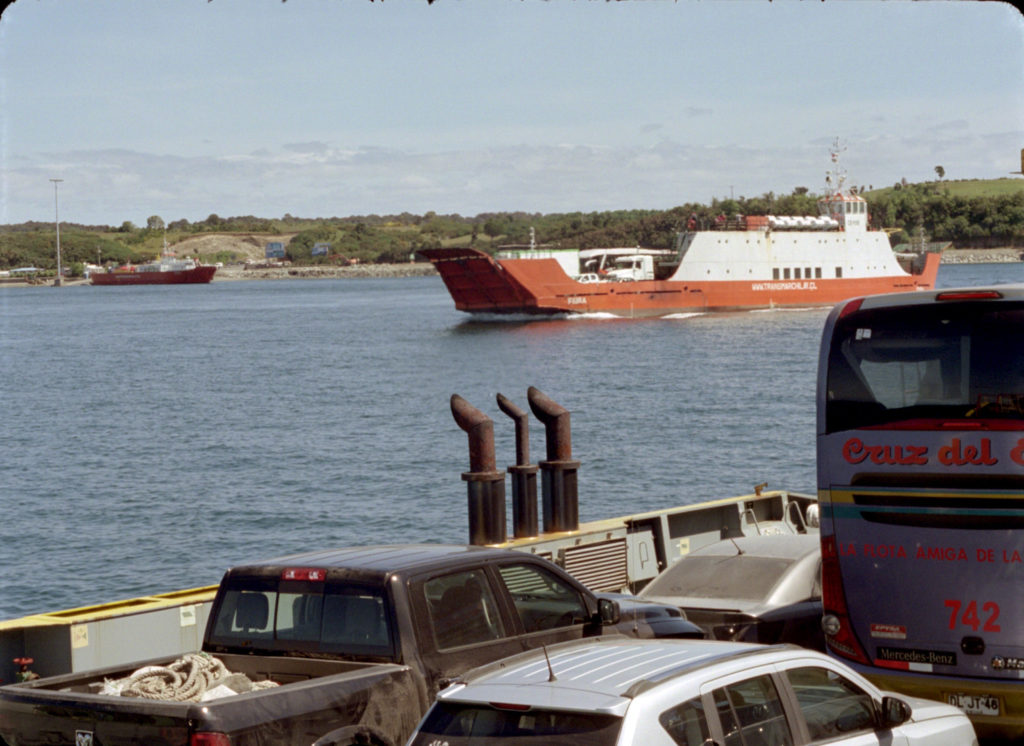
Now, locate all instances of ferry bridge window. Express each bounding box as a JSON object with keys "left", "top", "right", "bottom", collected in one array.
[
  {"left": 784, "top": 268, "right": 791, "bottom": 280},
  {"left": 815, "top": 268, "right": 822, "bottom": 279},
  {"left": 835, "top": 267, "right": 842, "bottom": 278},
  {"left": 806, "top": 267, "right": 812, "bottom": 278},
  {"left": 773, "top": 268, "right": 780, "bottom": 280},
  {"left": 794, "top": 268, "right": 801, "bottom": 279}
]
